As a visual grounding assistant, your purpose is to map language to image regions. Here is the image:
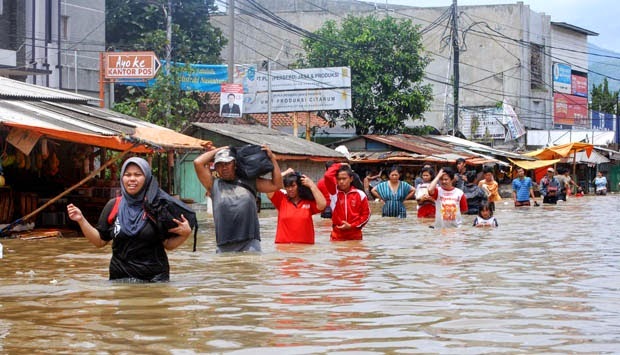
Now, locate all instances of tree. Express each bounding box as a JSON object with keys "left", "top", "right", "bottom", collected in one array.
[
  {"left": 299, "top": 15, "right": 433, "bottom": 134},
  {"left": 106, "top": 0, "right": 225, "bottom": 131},
  {"left": 590, "top": 78, "right": 619, "bottom": 115},
  {"left": 106, "top": 0, "right": 225, "bottom": 63}
]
